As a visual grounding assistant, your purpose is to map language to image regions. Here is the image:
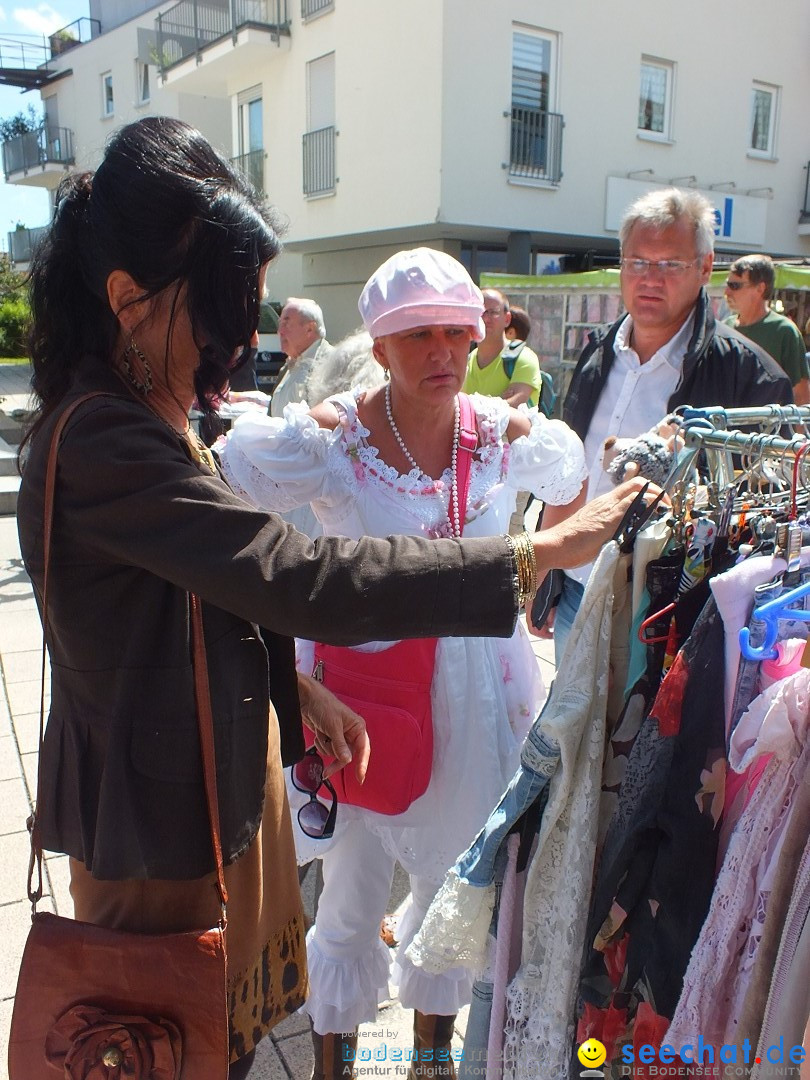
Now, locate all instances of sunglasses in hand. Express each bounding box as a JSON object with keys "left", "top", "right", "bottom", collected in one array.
[{"left": 291, "top": 747, "right": 338, "bottom": 839}]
